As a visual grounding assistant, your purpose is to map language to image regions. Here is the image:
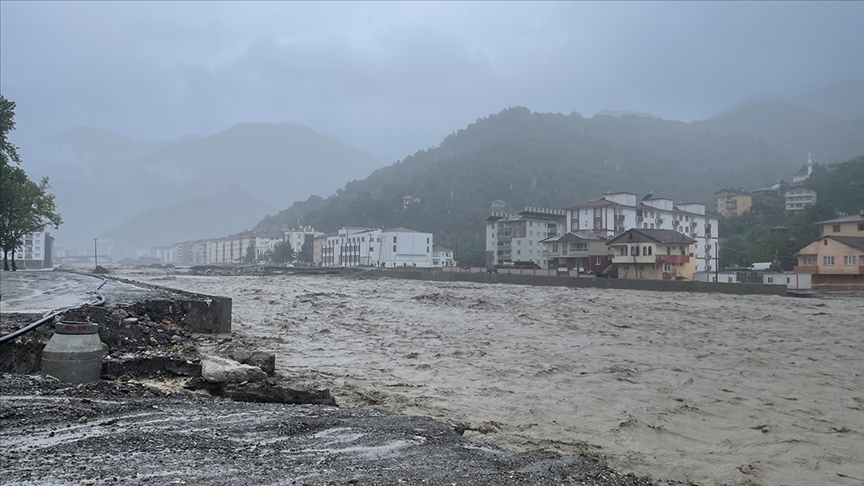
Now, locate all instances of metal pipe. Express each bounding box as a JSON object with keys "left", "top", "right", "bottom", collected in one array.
[{"left": 0, "top": 277, "right": 106, "bottom": 344}]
